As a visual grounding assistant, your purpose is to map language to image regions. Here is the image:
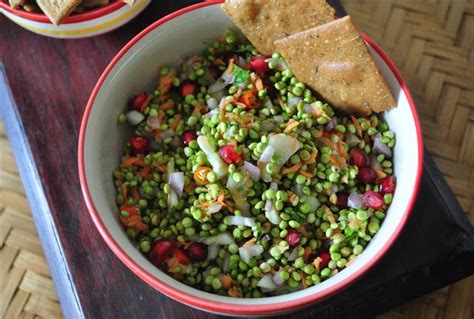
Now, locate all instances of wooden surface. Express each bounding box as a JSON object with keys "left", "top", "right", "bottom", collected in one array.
[{"left": 0, "top": 0, "right": 473, "bottom": 318}]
